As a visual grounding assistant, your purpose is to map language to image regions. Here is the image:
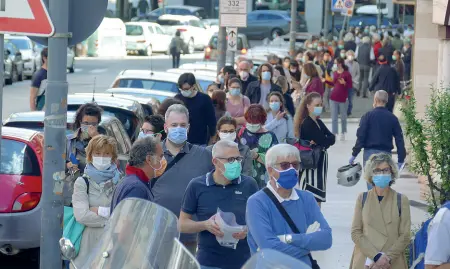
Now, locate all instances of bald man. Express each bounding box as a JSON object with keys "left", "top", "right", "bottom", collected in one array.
[{"left": 238, "top": 61, "right": 258, "bottom": 95}]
